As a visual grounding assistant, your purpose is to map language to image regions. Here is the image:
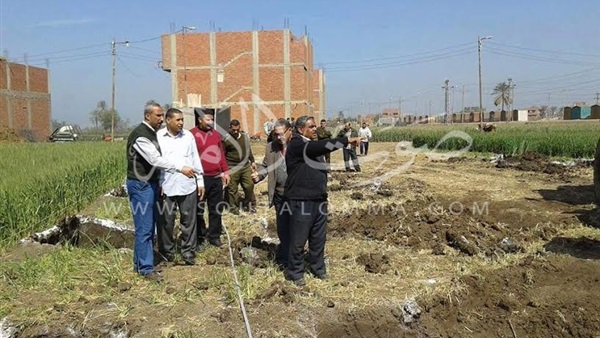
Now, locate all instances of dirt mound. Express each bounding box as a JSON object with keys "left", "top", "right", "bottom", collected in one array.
[
  {"left": 356, "top": 253, "right": 390, "bottom": 273},
  {"left": 496, "top": 151, "right": 567, "bottom": 174},
  {"left": 210, "top": 235, "right": 278, "bottom": 268},
  {"left": 328, "top": 196, "right": 566, "bottom": 257},
  {"left": 417, "top": 253, "right": 600, "bottom": 337},
  {"left": 0, "top": 127, "right": 25, "bottom": 142}
]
